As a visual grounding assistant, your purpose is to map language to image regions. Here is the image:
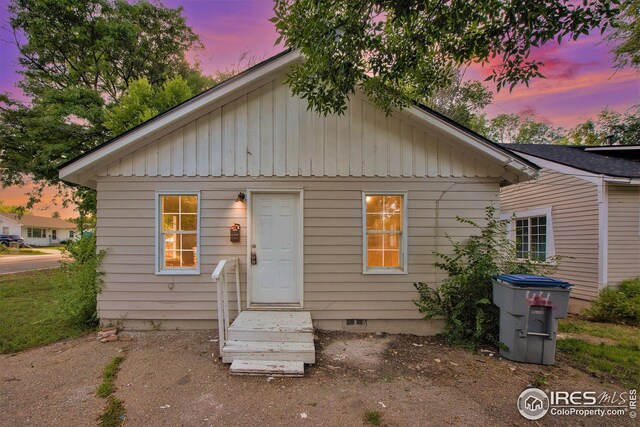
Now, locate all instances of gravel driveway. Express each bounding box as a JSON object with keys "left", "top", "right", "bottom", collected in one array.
[{"left": 1, "top": 330, "right": 636, "bottom": 427}]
